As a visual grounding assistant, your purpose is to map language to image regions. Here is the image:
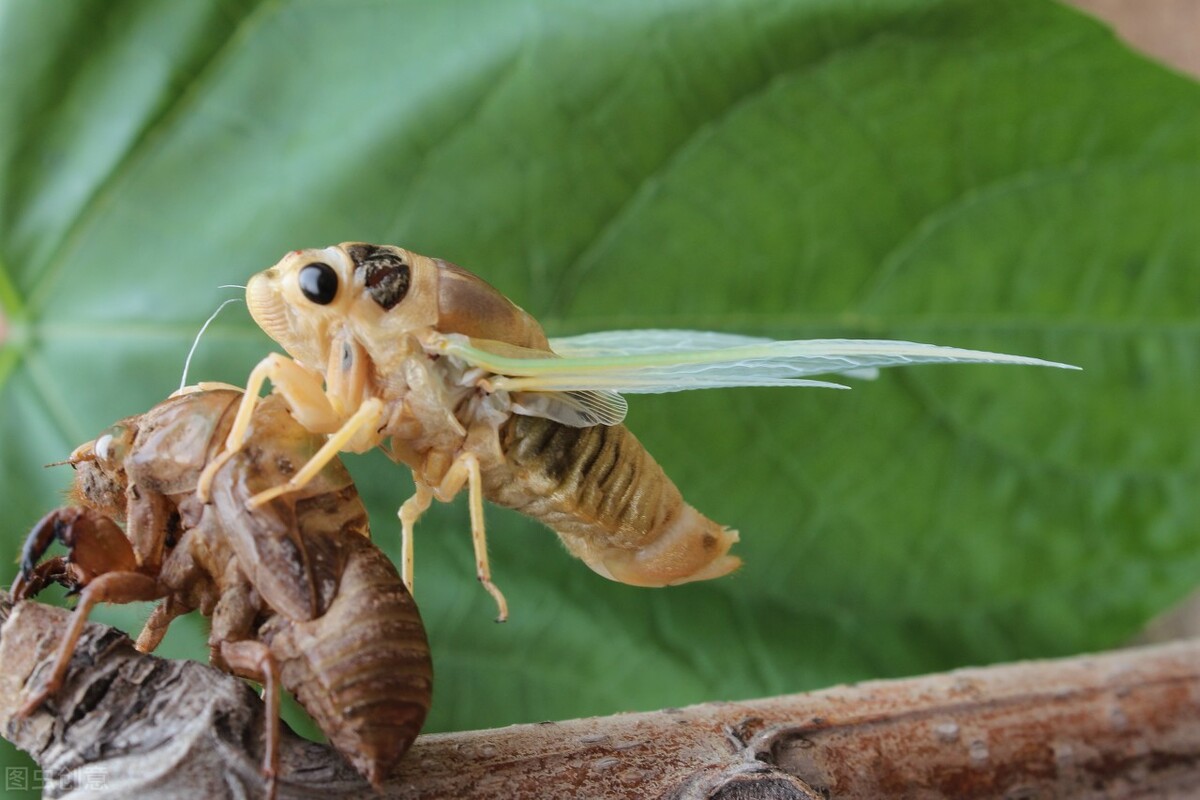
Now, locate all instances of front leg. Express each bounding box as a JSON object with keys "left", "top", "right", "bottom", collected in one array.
[
  {"left": 246, "top": 397, "right": 385, "bottom": 509},
  {"left": 197, "top": 353, "right": 341, "bottom": 502},
  {"left": 18, "top": 572, "right": 164, "bottom": 717}
]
